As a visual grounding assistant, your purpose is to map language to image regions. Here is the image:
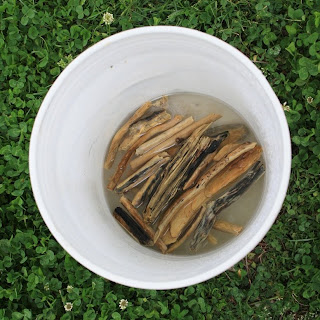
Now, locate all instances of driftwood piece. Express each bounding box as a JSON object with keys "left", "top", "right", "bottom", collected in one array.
[
  {"left": 132, "top": 166, "right": 165, "bottom": 208},
  {"left": 213, "top": 220, "right": 243, "bottom": 235},
  {"left": 212, "top": 143, "right": 240, "bottom": 161},
  {"left": 119, "top": 111, "right": 172, "bottom": 151},
  {"left": 166, "top": 206, "right": 207, "bottom": 253},
  {"left": 154, "top": 143, "right": 259, "bottom": 241},
  {"left": 143, "top": 123, "right": 212, "bottom": 224},
  {"left": 135, "top": 116, "right": 194, "bottom": 155},
  {"left": 107, "top": 115, "right": 183, "bottom": 190},
  {"left": 120, "top": 196, "right": 167, "bottom": 253},
  {"left": 131, "top": 113, "right": 221, "bottom": 170},
  {"left": 155, "top": 146, "right": 262, "bottom": 243},
  {"left": 189, "top": 161, "right": 265, "bottom": 251},
  {"left": 115, "top": 152, "right": 170, "bottom": 193},
  {"left": 182, "top": 132, "right": 229, "bottom": 190},
  {"left": 113, "top": 207, "right": 153, "bottom": 246},
  {"left": 105, "top": 101, "right": 152, "bottom": 169}
]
